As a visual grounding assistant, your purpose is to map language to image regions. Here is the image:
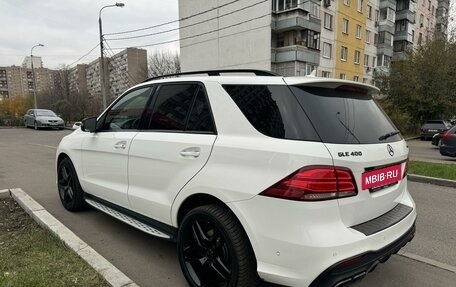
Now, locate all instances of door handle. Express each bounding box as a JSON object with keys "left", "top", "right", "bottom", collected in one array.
[
  {"left": 114, "top": 141, "right": 127, "bottom": 150},
  {"left": 180, "top": 147, "right": 200, "bottom": 158}
]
